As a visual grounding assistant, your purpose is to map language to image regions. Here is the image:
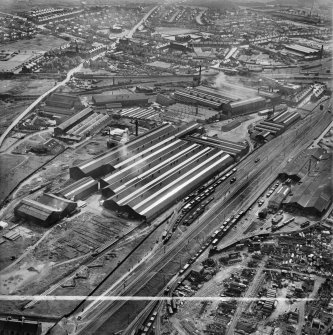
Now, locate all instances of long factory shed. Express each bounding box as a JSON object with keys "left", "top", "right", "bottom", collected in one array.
[
  {"left": 185, "top": 135, "right": 248, "bottom": 157},
  {"left": 102, "top": 147, "right": 233, "bottom": 221},
  {"left": 90, "top": 122, "right": 235, "bottom": 221},
  {"left": 70, "top": 123, "right": 198, "bottom": 180}
]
